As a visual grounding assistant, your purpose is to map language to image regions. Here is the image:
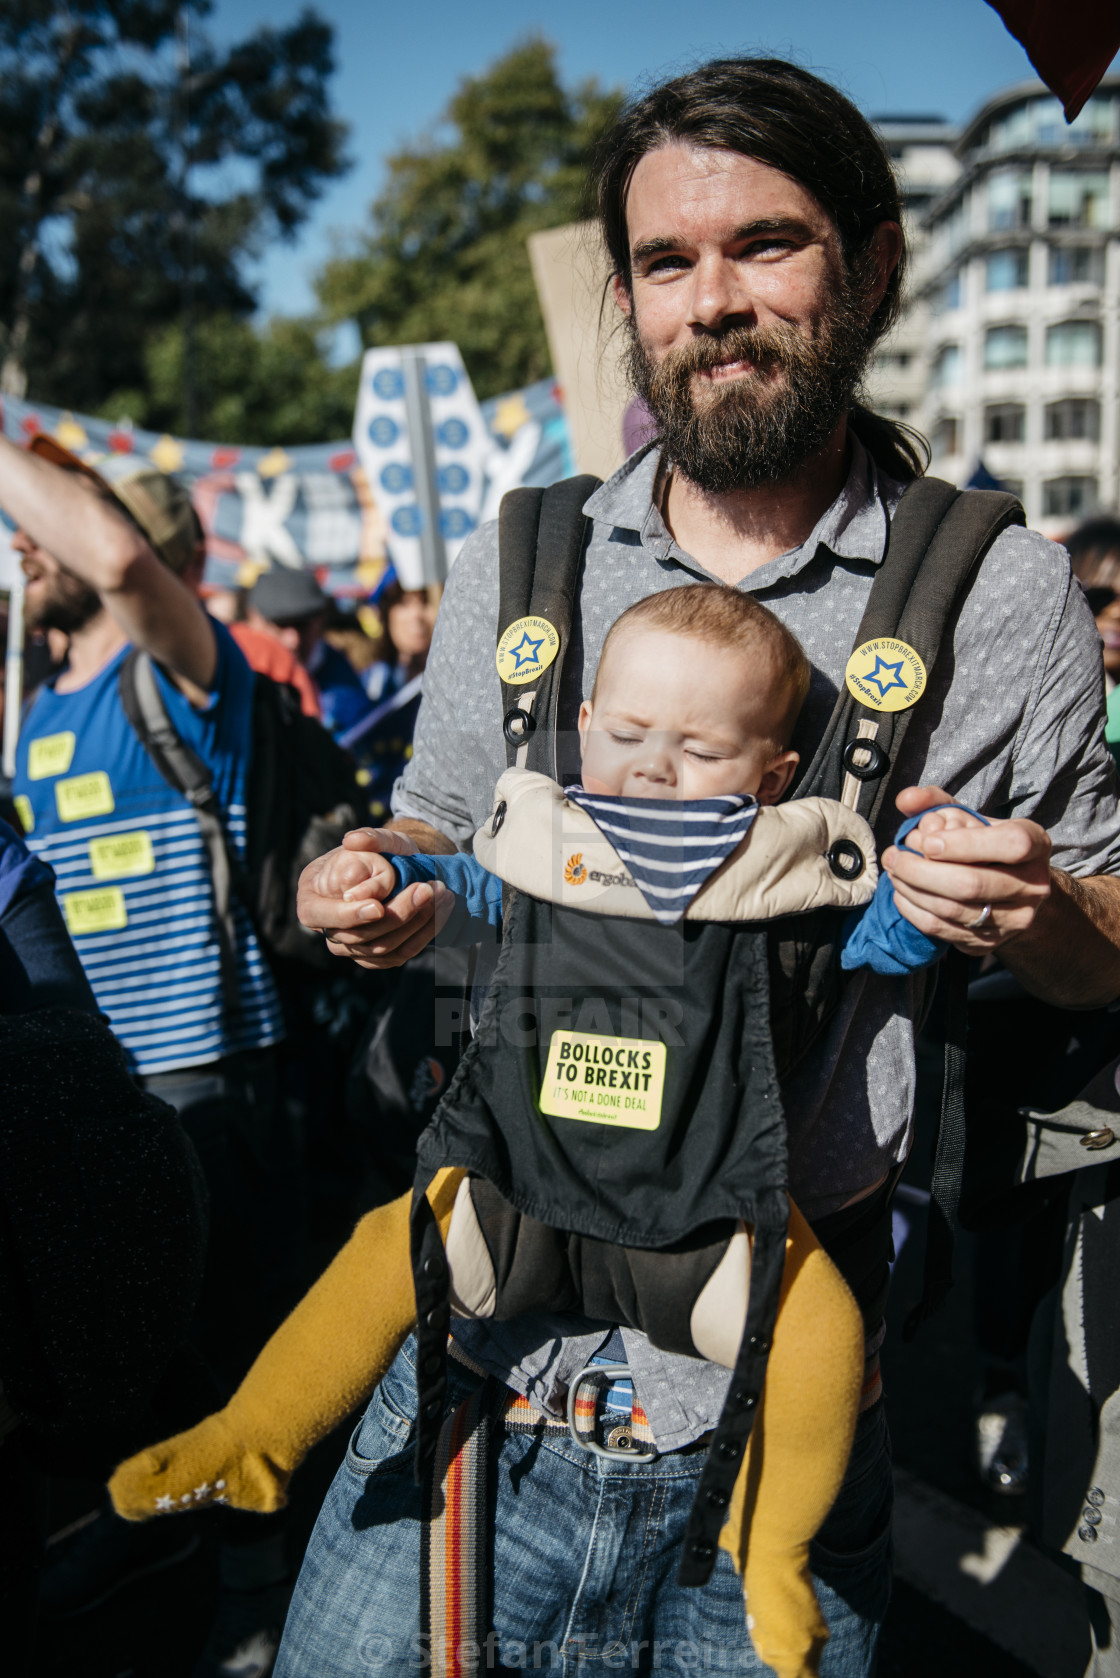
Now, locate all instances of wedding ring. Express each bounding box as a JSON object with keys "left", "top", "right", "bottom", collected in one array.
[{"left": 968, "top": 904, "right": 993, "bottom": 930}]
